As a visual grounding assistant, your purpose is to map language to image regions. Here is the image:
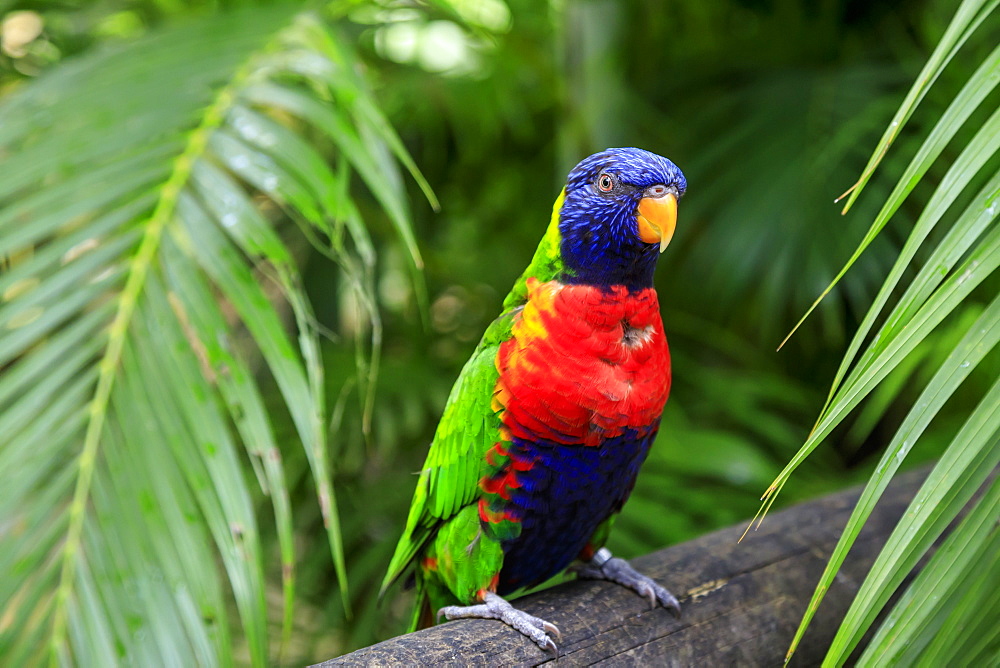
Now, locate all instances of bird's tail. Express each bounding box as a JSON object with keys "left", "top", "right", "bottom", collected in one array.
[{"left": 407, "top": 579, "right": 435, "bottom": 632}]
